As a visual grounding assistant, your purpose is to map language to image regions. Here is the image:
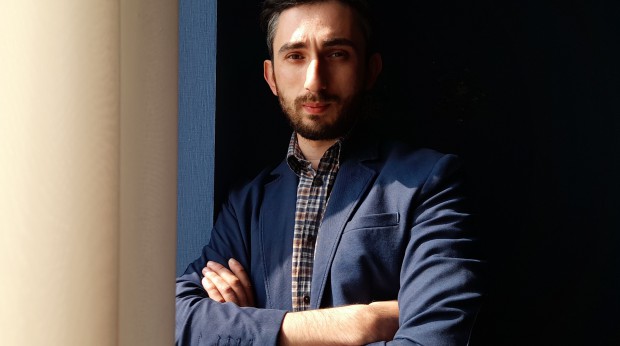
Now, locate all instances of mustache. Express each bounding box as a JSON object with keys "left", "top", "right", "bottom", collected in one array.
[{"left": 295, "top": 92, "right": 340, "bottom": 104}]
